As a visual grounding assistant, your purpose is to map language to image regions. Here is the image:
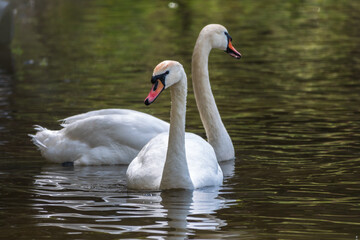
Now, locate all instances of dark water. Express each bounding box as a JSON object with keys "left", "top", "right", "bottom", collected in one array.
[{"left": 1, "top": 0, "right": 360, "bottom": 239}]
